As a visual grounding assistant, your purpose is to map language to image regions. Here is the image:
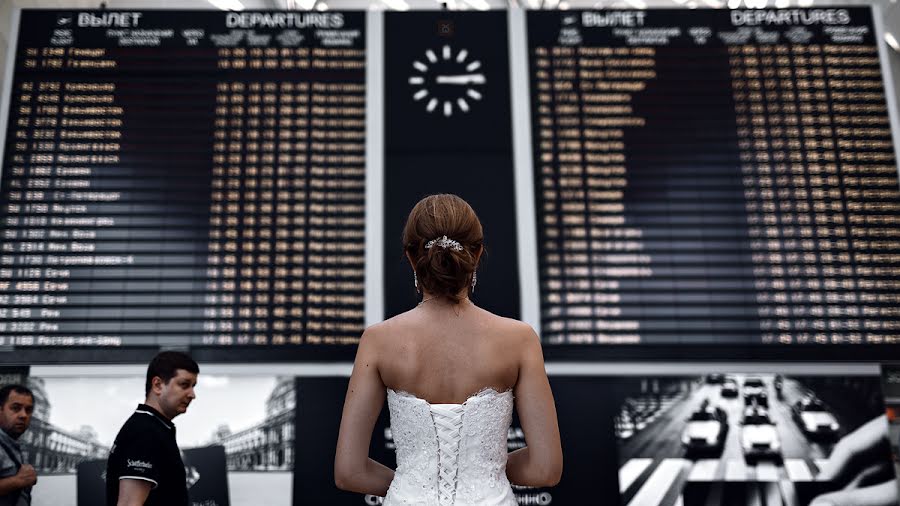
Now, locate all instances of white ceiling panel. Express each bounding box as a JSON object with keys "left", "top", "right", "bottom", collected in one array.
[
  {"left": 2, "top": 0, "right": 899, "bottom": 13},
  {"left": 0, "top": 0, "right": 897, "bottom": 50}
]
